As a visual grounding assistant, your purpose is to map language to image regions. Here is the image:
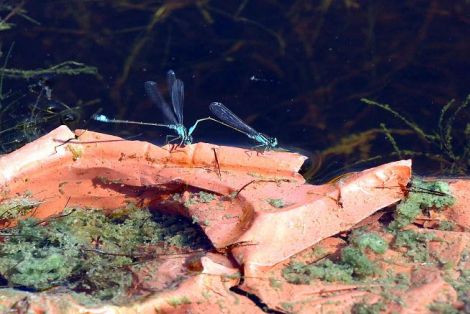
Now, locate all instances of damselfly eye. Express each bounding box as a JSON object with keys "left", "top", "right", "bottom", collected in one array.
[{"left": 271, "top": 138, "right": 278, "bottom": 147}]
